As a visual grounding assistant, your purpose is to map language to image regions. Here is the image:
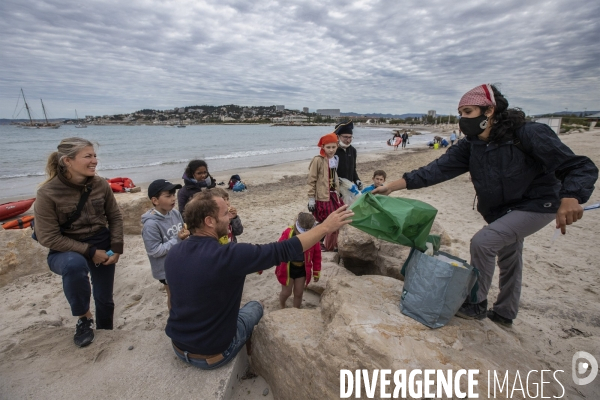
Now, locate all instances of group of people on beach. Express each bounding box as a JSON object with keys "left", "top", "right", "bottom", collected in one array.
[{"left": 33, "top": 84, "right": 597, "bottom": 370}]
